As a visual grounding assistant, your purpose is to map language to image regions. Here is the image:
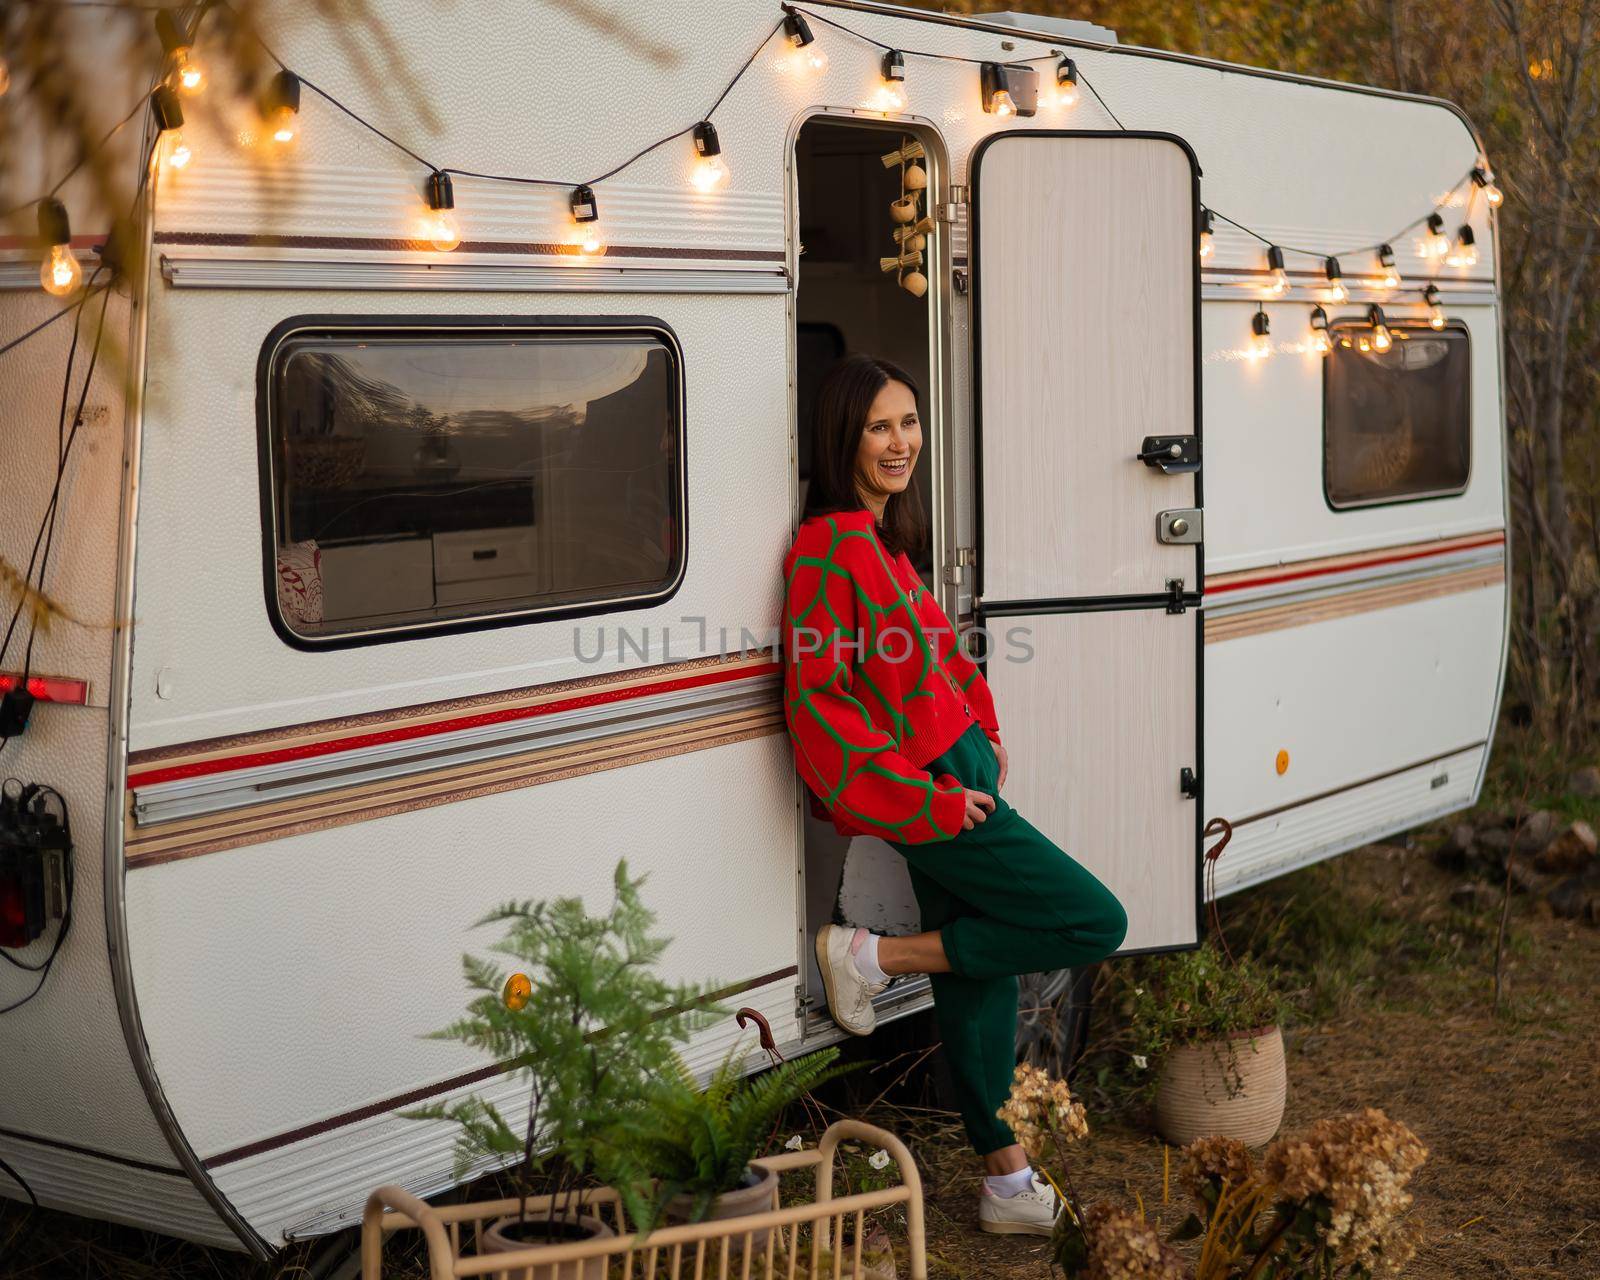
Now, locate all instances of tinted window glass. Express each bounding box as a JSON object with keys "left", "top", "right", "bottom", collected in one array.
[
  {"left": 265, "top": 324, "right": 683, "bottom": 641},
  {"left": 1324, "top": 324, "right": 1470, "bottom": 508}
]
